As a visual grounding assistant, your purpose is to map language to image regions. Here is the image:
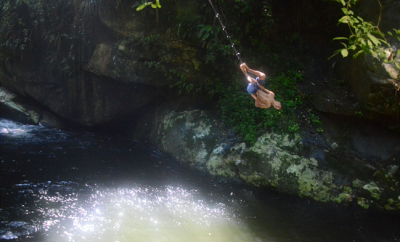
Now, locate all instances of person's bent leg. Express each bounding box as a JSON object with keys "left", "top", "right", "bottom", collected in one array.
[
  {"left": 242, "top": 64, "right": 266, "bottom": 81},
  {"left": 241, "top": 64, "right": 258, "bottom": 84}
]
